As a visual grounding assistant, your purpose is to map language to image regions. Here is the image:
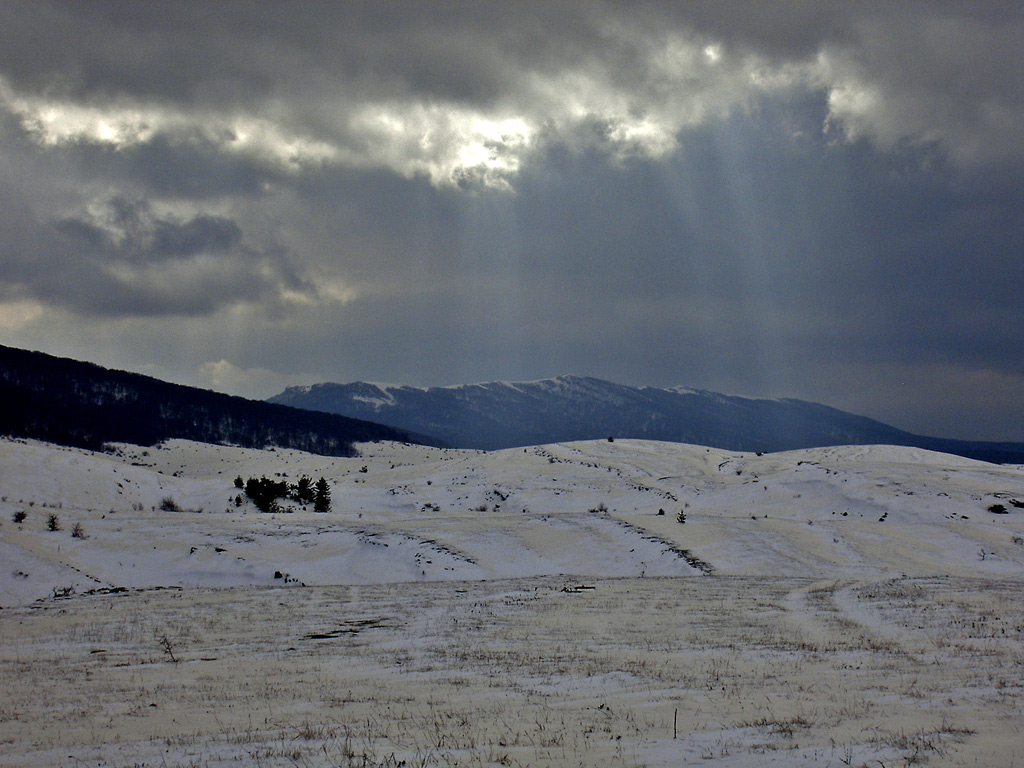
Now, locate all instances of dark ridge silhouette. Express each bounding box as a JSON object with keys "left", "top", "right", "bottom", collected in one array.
[{"left": 0, "top": 344, "right": 428, "bottom": 456}]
